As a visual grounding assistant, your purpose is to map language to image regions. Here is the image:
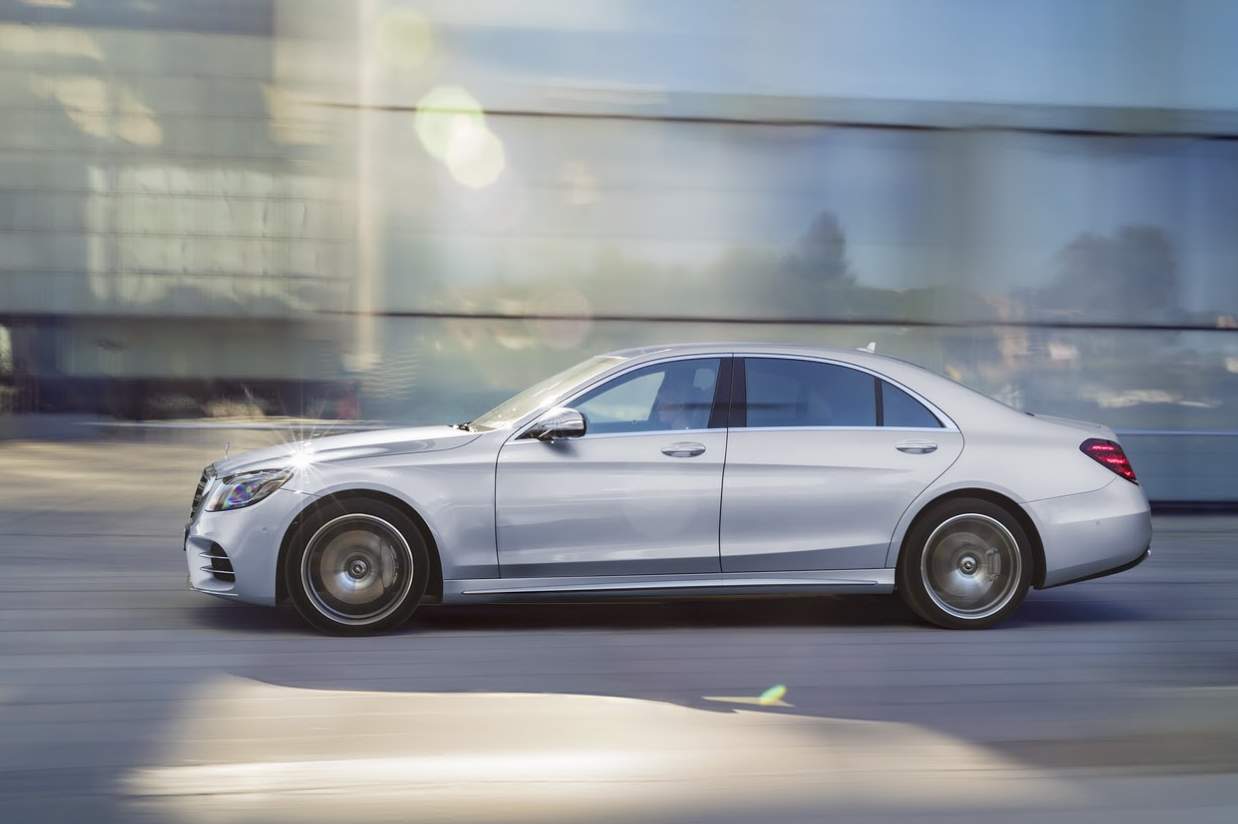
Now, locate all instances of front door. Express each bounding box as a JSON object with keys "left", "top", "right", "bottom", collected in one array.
[
  {"left": 721, "top": 356, "right": 963, "bottom": 572},
  {"left": 496, "top": 357, "right": 731, "bottom": 578}
]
